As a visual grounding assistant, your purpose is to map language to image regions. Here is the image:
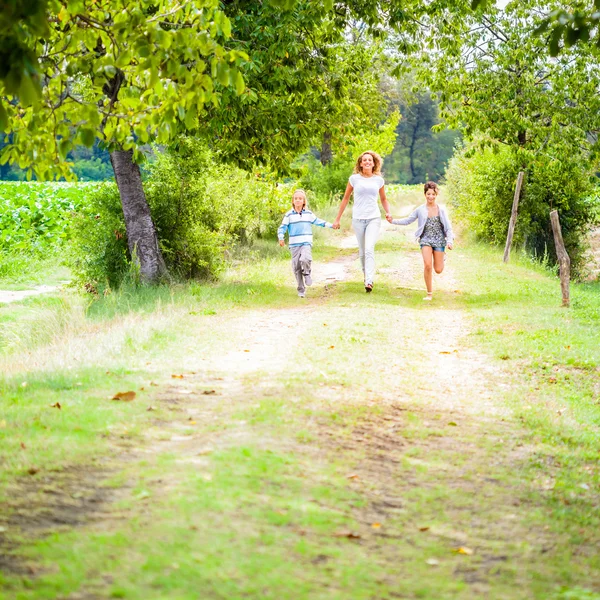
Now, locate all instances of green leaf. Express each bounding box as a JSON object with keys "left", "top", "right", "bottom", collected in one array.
[
  {"left": 18, "top": 73, "right": 41, "bottom": 107},
  {"left": 234, "top": 70, "right": 245, "bottom": 96},
  {"left": 79, "top": 128, "right": 96, "bottom": 147},
  {"left": 58, "top": 139, "right": 72, "bottom": 159},
  {"left": 0, "top": 102, "right": 7, "bottom": 132}
]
